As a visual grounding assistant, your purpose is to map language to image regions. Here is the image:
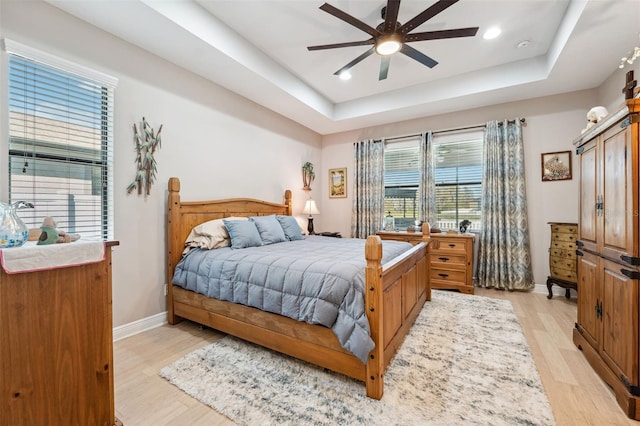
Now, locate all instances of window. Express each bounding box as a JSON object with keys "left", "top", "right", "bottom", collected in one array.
[
  {"left": 383, "top": 138, "right": 420, "bottom": 230},
  {"left": 383, "top": 130, "right": 484, "bottom": 232},
  {"left": 6, "top": 40, "right": 116, "bottom": 240},
  {"left": 433, "top": 130, "right": 483, "bottom": 231}
]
